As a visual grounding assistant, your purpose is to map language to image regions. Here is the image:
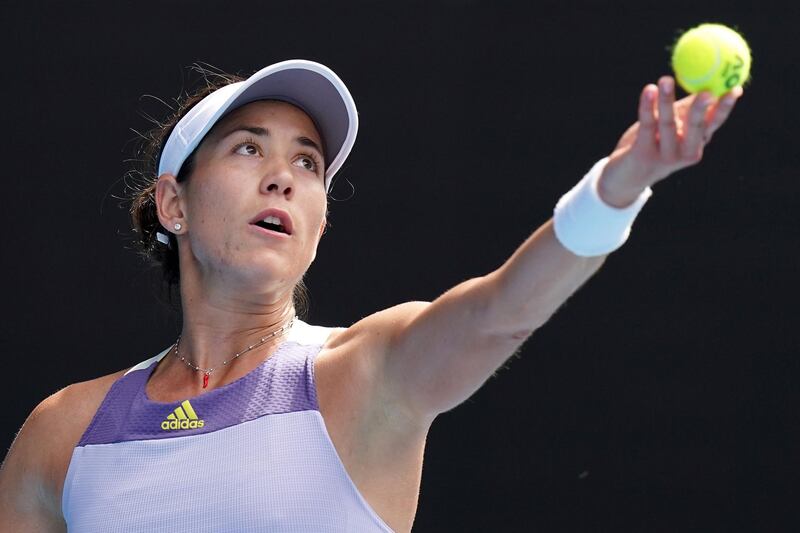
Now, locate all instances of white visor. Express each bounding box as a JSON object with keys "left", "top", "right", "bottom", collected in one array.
[{"left": 157, "top": 59, "right": 358, "bottom": 191}]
